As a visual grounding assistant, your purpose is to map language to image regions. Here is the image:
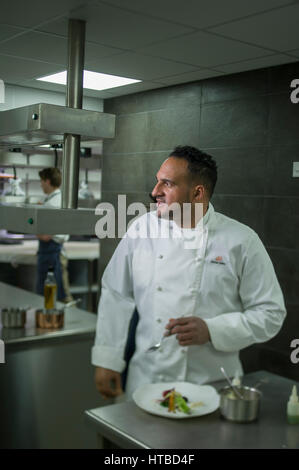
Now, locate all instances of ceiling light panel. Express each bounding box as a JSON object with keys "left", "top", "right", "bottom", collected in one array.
[{"left": 37, "top": 70, "right": 141, "bottom": 91}]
